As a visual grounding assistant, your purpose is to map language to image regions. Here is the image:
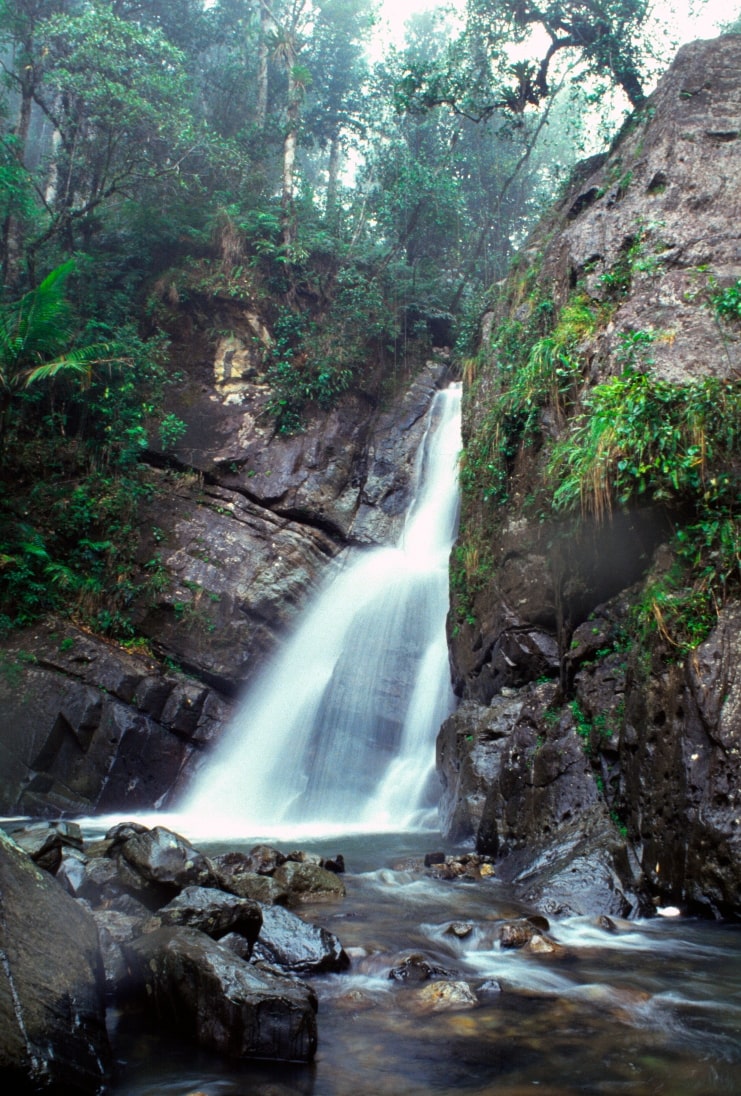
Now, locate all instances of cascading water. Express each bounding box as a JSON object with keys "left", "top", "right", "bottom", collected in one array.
[{"left": 179, "top": 384, "right": 461, "bottom": 839}]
